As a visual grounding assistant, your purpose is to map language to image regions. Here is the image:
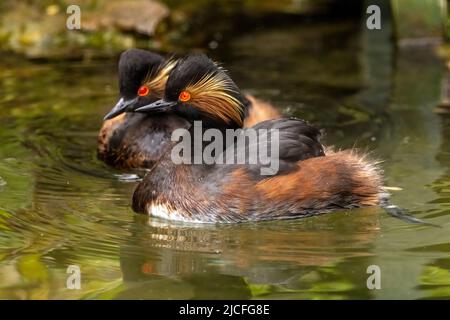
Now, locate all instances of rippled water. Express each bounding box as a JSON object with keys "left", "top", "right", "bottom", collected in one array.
[{"left": 1, "top": 20, "right": 450, "bottom": 299}]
